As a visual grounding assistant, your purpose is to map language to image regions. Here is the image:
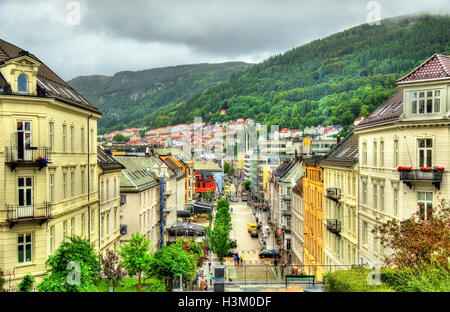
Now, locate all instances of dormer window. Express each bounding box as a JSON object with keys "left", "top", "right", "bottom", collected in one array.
[
  {"left": 410, "top": 90, "right": 441, "bottom": 114},
  {"left": 18, "top": 74, "right": 28, "bottom": 93}
]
